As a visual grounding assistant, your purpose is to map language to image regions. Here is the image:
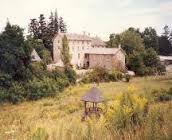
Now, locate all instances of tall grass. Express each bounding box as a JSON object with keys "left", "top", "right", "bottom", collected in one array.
[{"left": 0, "top": 76, "right": 172, "bottom": 140}]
